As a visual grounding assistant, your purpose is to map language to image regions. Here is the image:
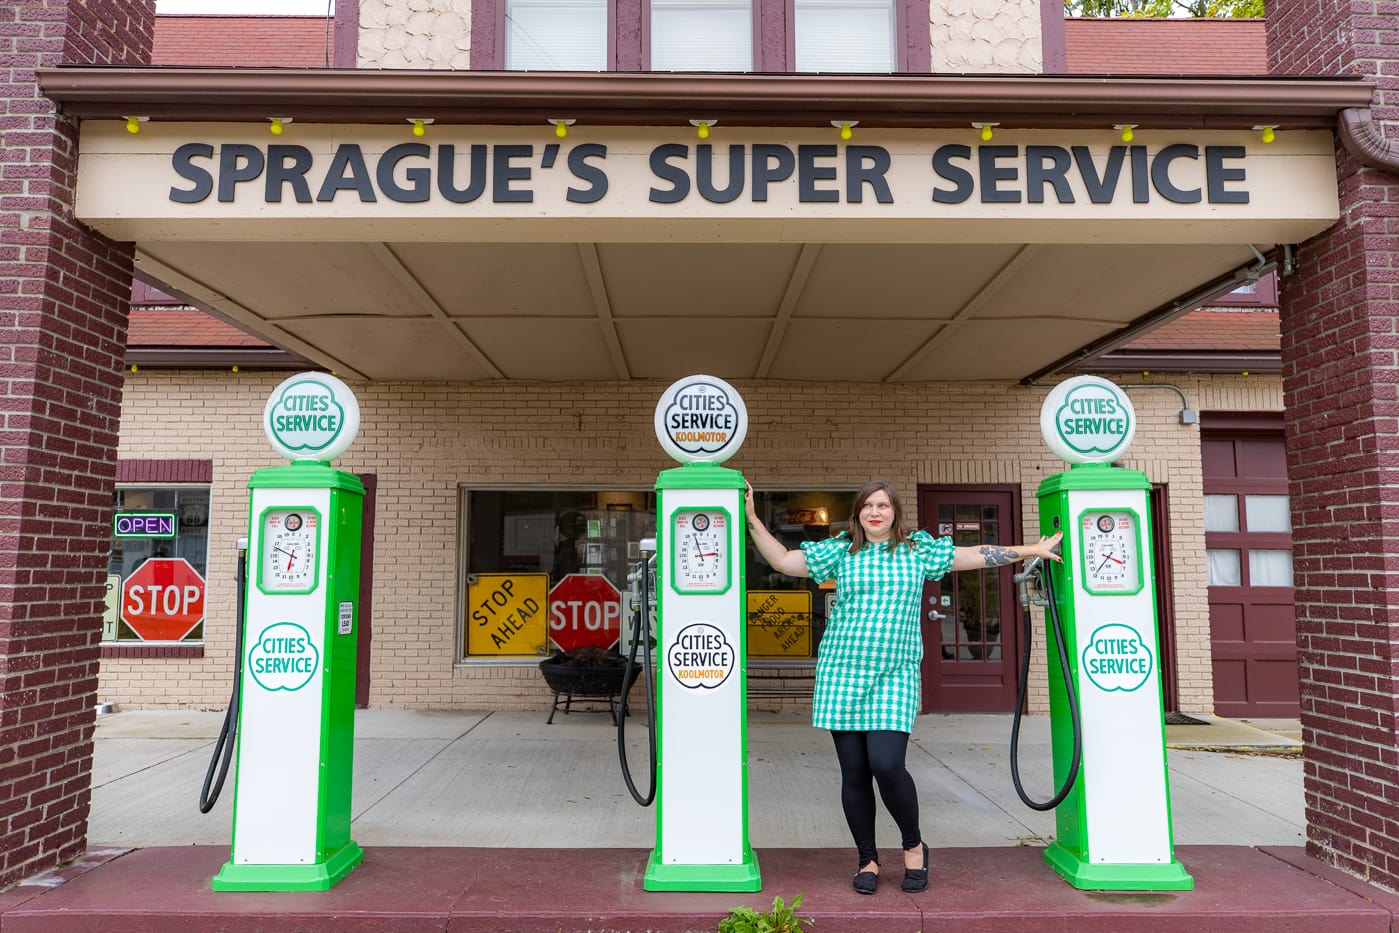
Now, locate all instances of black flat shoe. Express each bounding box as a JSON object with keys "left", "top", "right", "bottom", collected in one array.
[
  {"left": 902, "top": 843, "right": 929, "bottom": 893},
  {"left": 853, "top": 869, "right": 878, "bottom": 895}
]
